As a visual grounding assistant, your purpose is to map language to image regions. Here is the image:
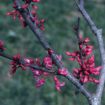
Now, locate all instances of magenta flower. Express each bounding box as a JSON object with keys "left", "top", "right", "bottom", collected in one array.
[
  {"left": 10, "top": 54, "right": 26, "bottom": 75},
  {"left": 66, "top": 36, "right": 102, "bottom": 84},
  {"left": 54, "top": 76, "right": 65, "bottom": 92},
  {"left": 58, "top": 68, "right": 68, "bottom": 76},
  {"left": 35, "top": 78, "right": 45, "bottom": 88},
  {"left": 43, "top": 56, "right": 53, "bottom": 69}
]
